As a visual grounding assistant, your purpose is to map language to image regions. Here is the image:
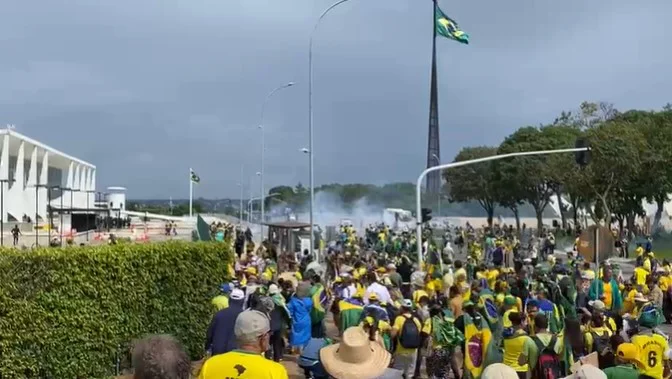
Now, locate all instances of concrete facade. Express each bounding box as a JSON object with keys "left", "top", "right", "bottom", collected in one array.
[{"left": 0, "top": 129, "right": 96, "bottom": 223}]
